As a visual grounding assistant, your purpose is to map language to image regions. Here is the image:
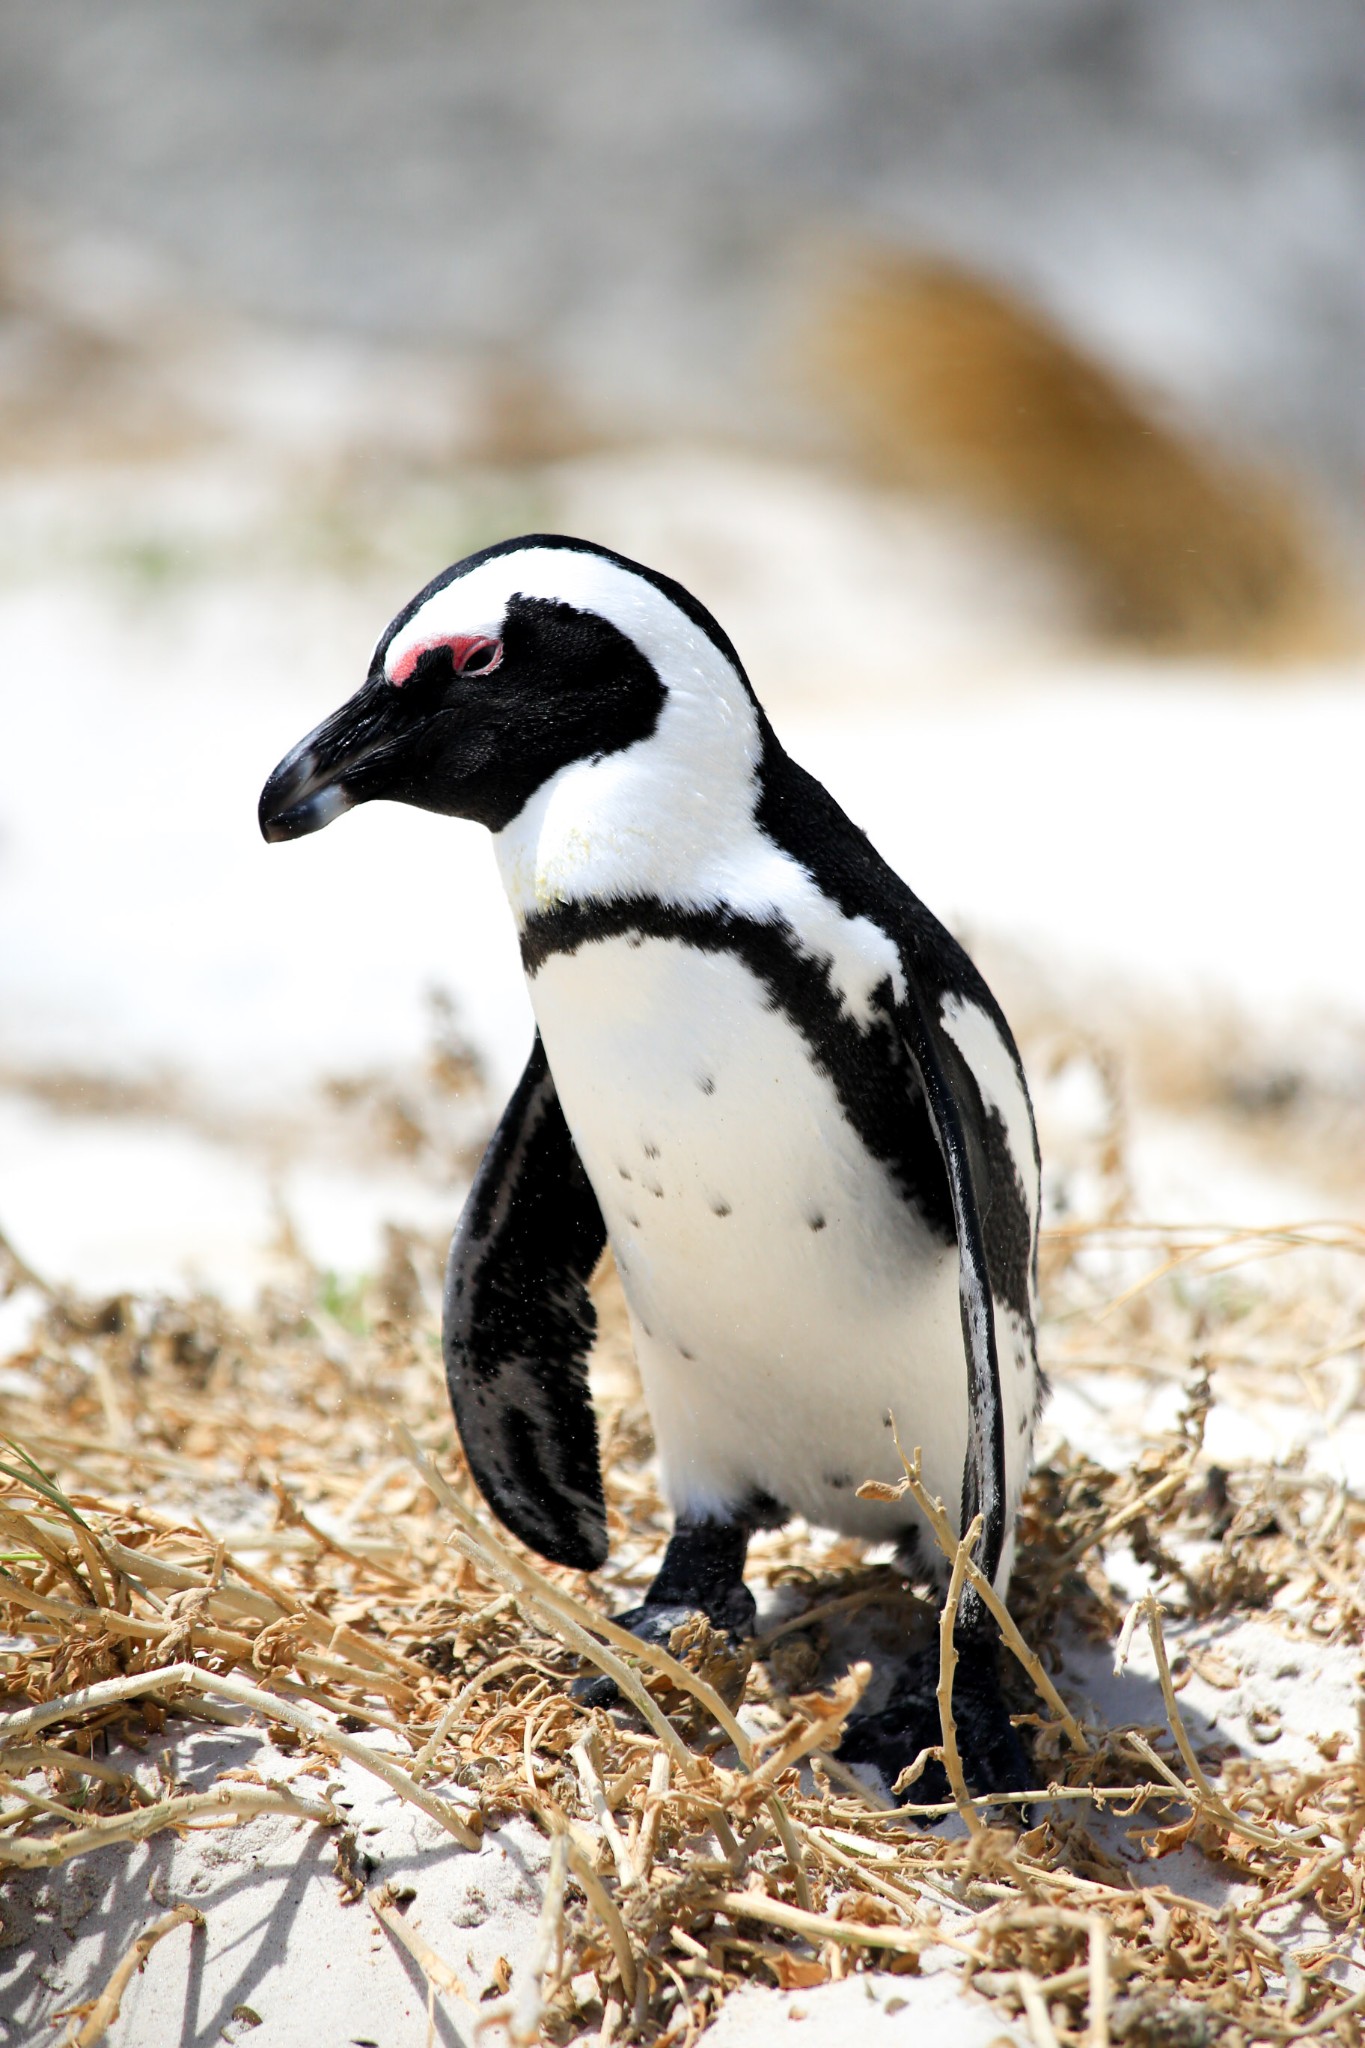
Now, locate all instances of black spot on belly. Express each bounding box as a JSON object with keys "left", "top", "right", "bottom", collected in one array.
[
  {"left": 625, "top": 1211, "right": 641, "bottom": 1229},
  {"left": 645, "top": 1180, "right": 664, "bottom": 1199},
  {"left": 678, "top": 1344, "right": 695, "bottom": 1361},
  {"left": 825, "top": 1470, "right": 852, "bottom": 1491},
  {"left": 617, "top": 1165, "right": 632, "bottom": 1181},
  {"left": 882, "top": 1410, "right": 894, "bottom": 1430},
  {"left": 710, "top": 1197, "right": 732, "bottom": 1218},
  {"left": 807, "top": 1211, "right": 827, "bottom": 1233},
  {"left": 642, "top": 1139, "right": 660, "bottom": 1160},
  {"left": 698, "top": 1074, "right": 715, "bottom": 1096}
]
